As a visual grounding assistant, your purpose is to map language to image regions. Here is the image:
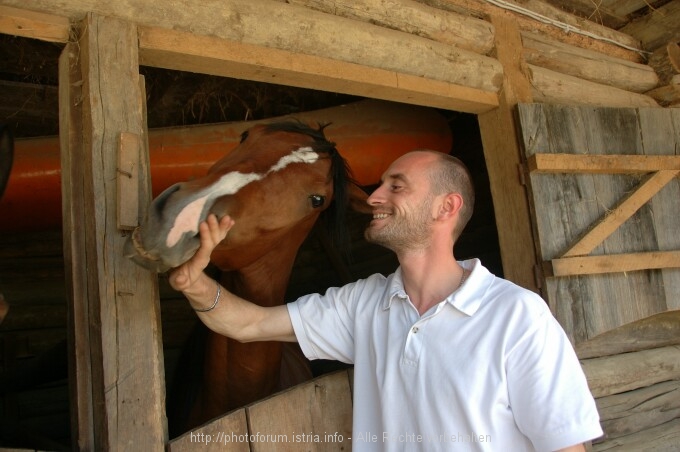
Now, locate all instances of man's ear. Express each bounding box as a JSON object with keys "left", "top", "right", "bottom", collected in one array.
[{"left": 436, "top": 192, "right": 463, "bottom": 220}]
